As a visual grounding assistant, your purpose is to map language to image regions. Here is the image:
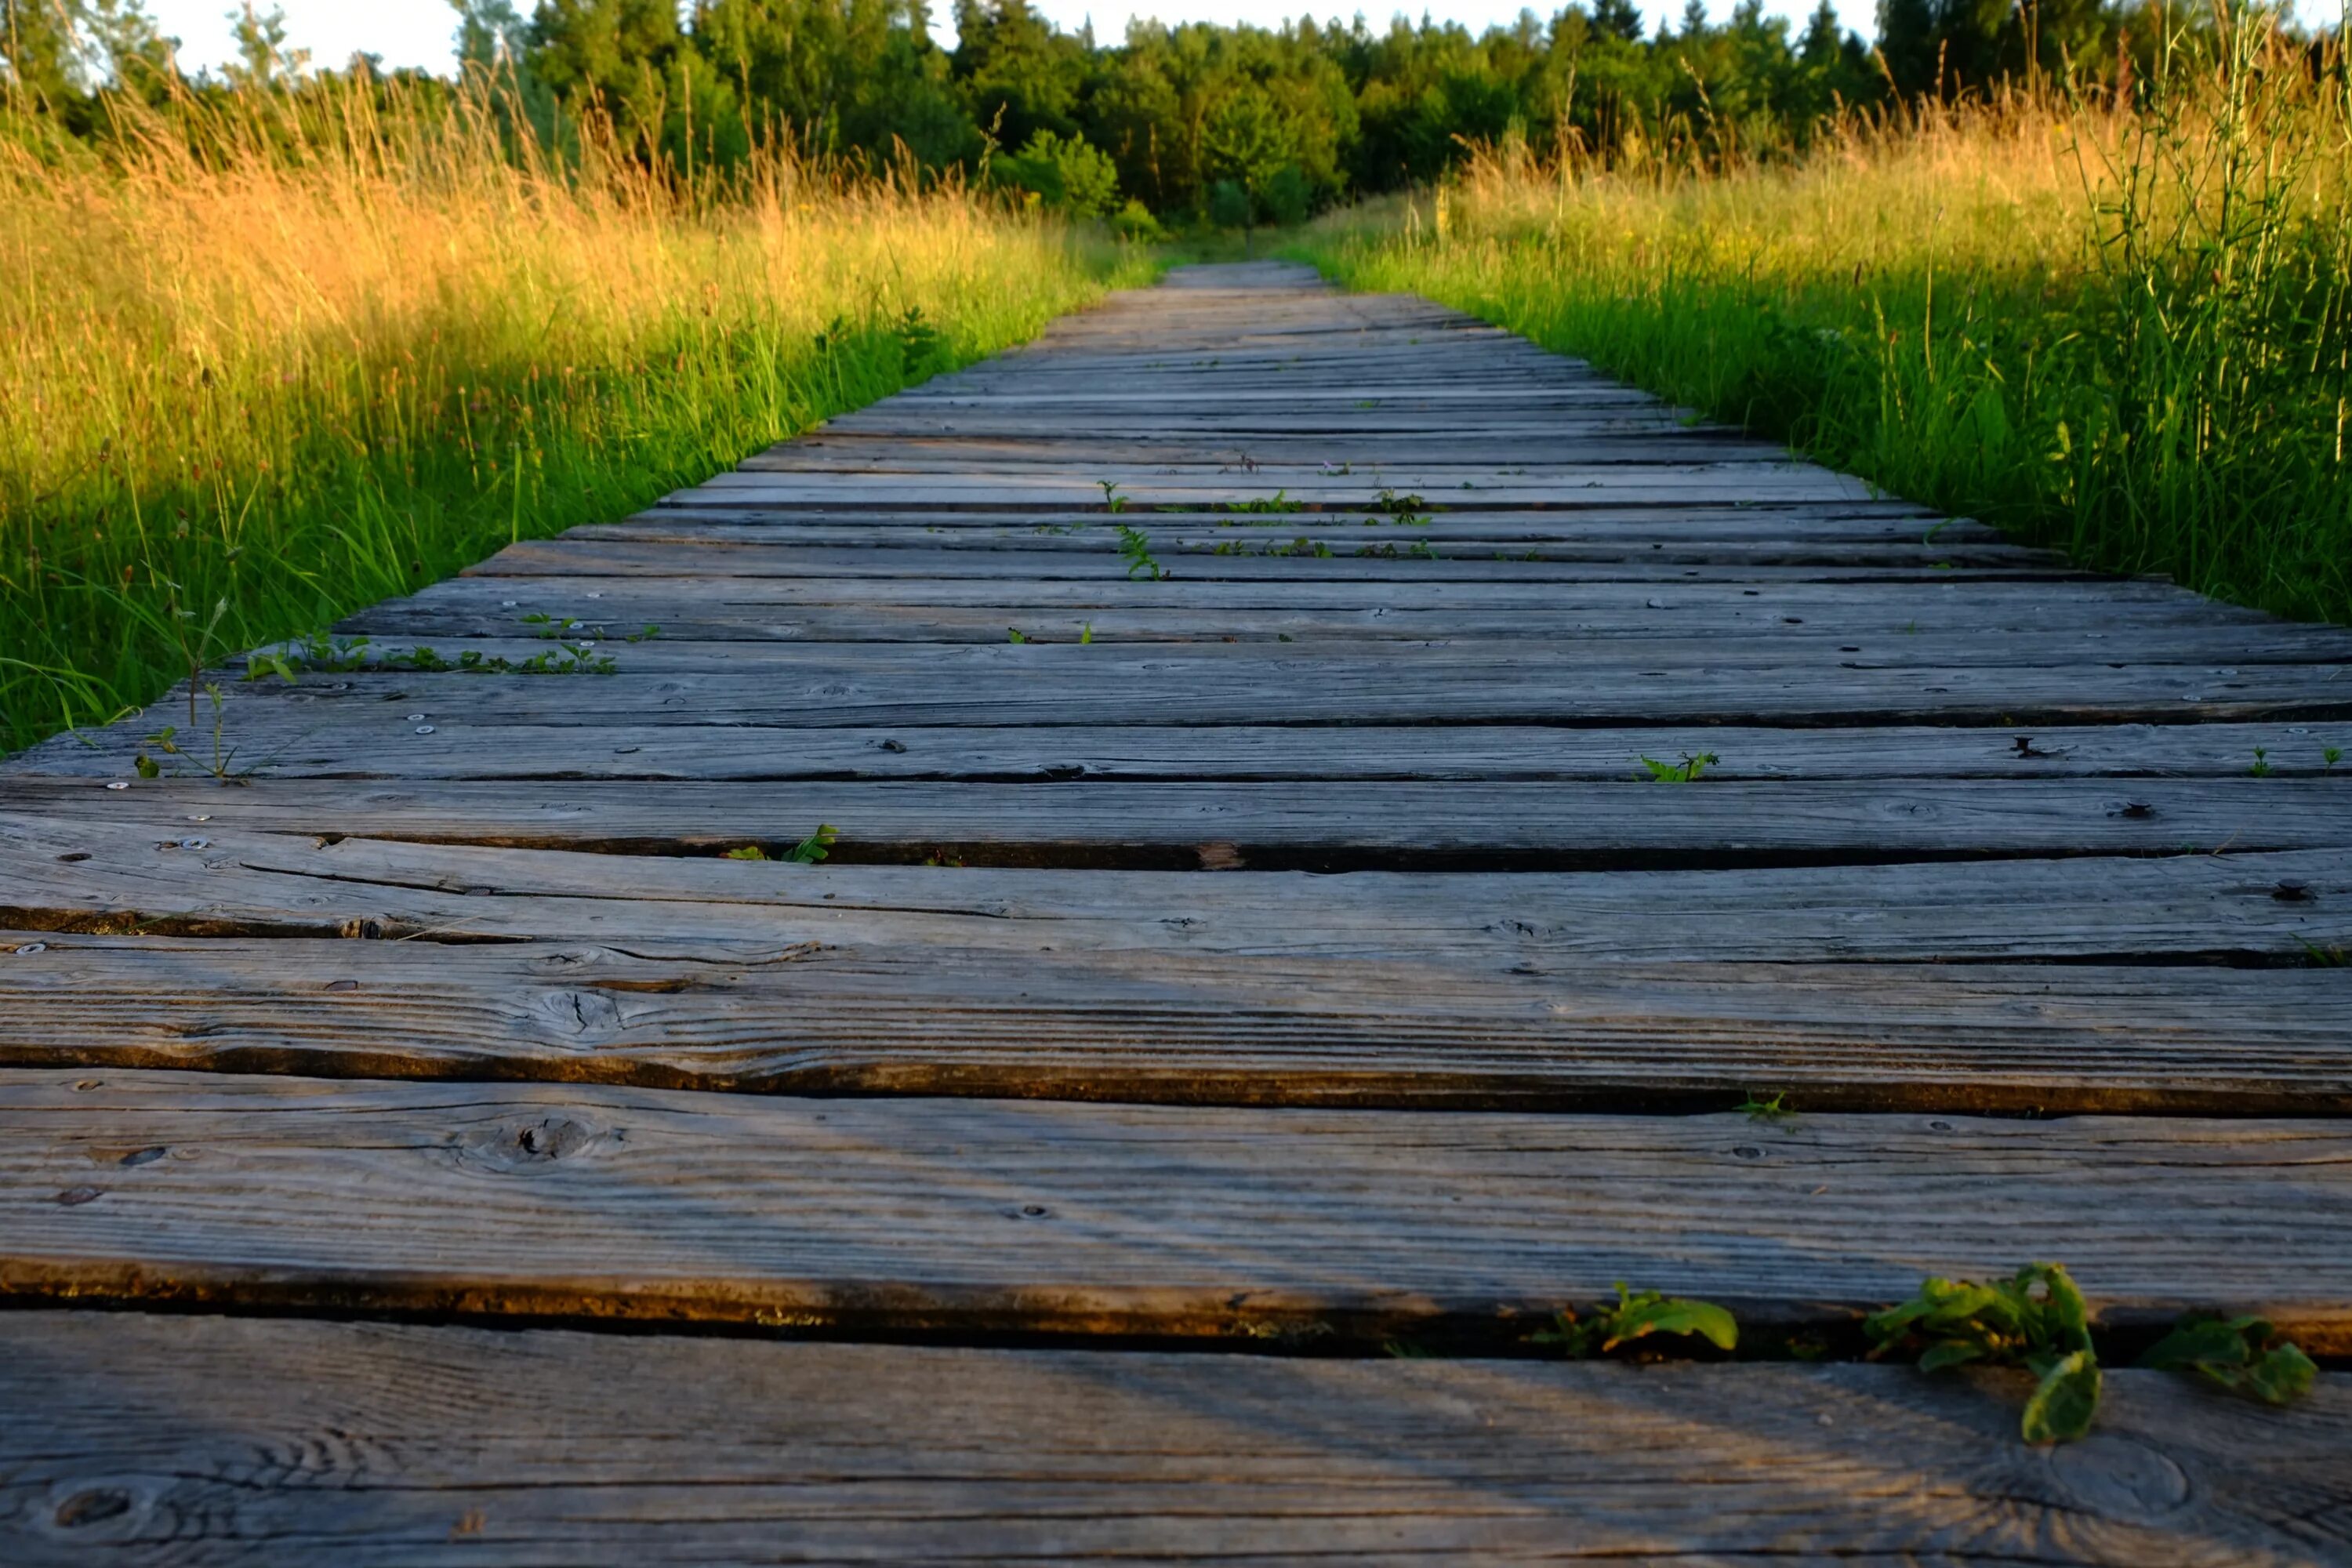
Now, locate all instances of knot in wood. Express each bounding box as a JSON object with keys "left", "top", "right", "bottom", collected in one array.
[
  {"left": 457, "top": 1113, "right": 608, "bottom": 1174},
  {"left": 2048, "top": 1433, "right": 2191, "bottom": 1522}
]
